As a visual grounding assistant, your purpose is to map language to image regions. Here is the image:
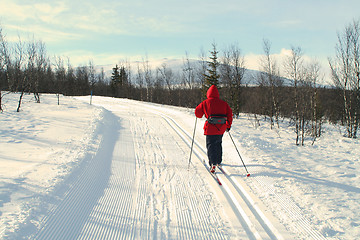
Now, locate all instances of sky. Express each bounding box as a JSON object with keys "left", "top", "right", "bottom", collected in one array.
[{"left": 1, "top": 0, "right": 360, "bottom": 82}]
